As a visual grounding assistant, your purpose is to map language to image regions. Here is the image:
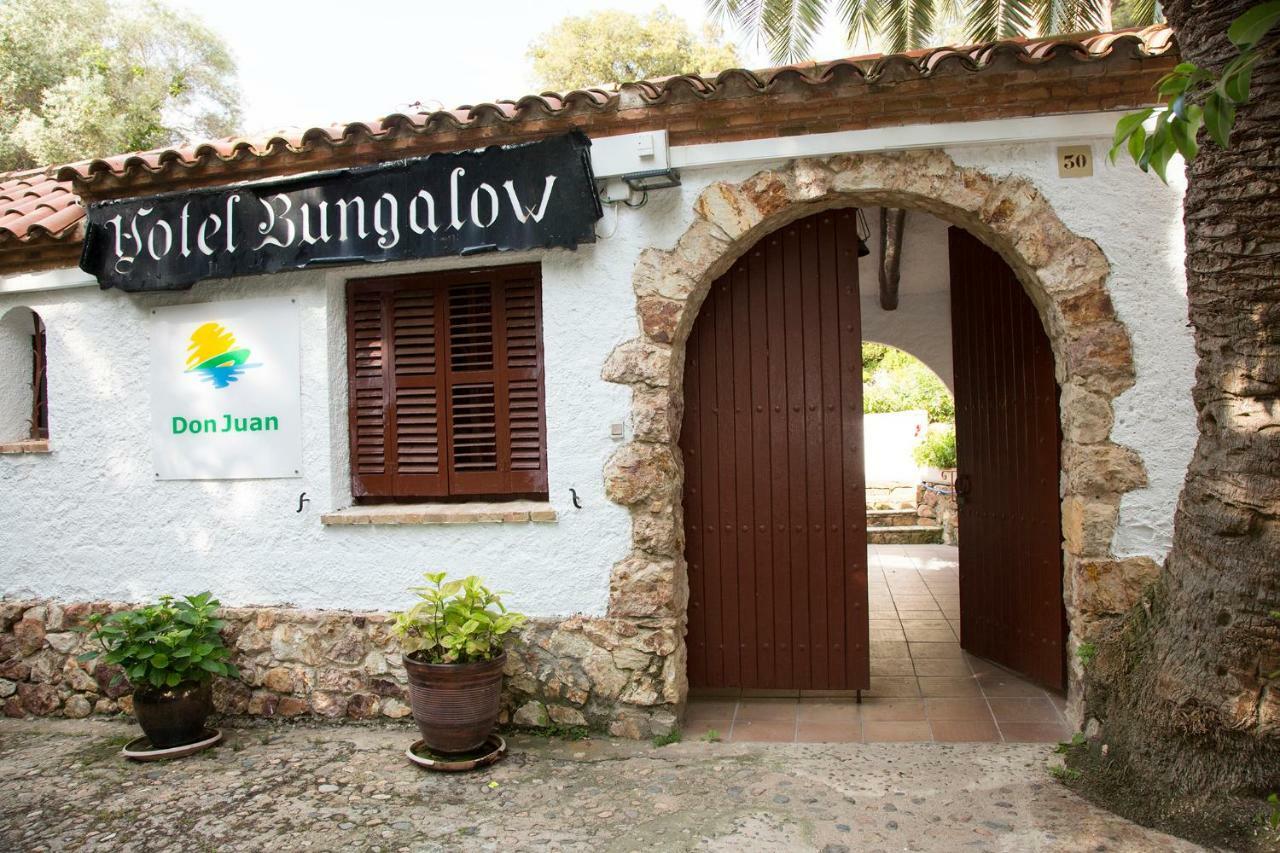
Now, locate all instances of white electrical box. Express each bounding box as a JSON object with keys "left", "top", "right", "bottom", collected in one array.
[{"left": 590, "top": 130, "right": 670, "bottom": 179}]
